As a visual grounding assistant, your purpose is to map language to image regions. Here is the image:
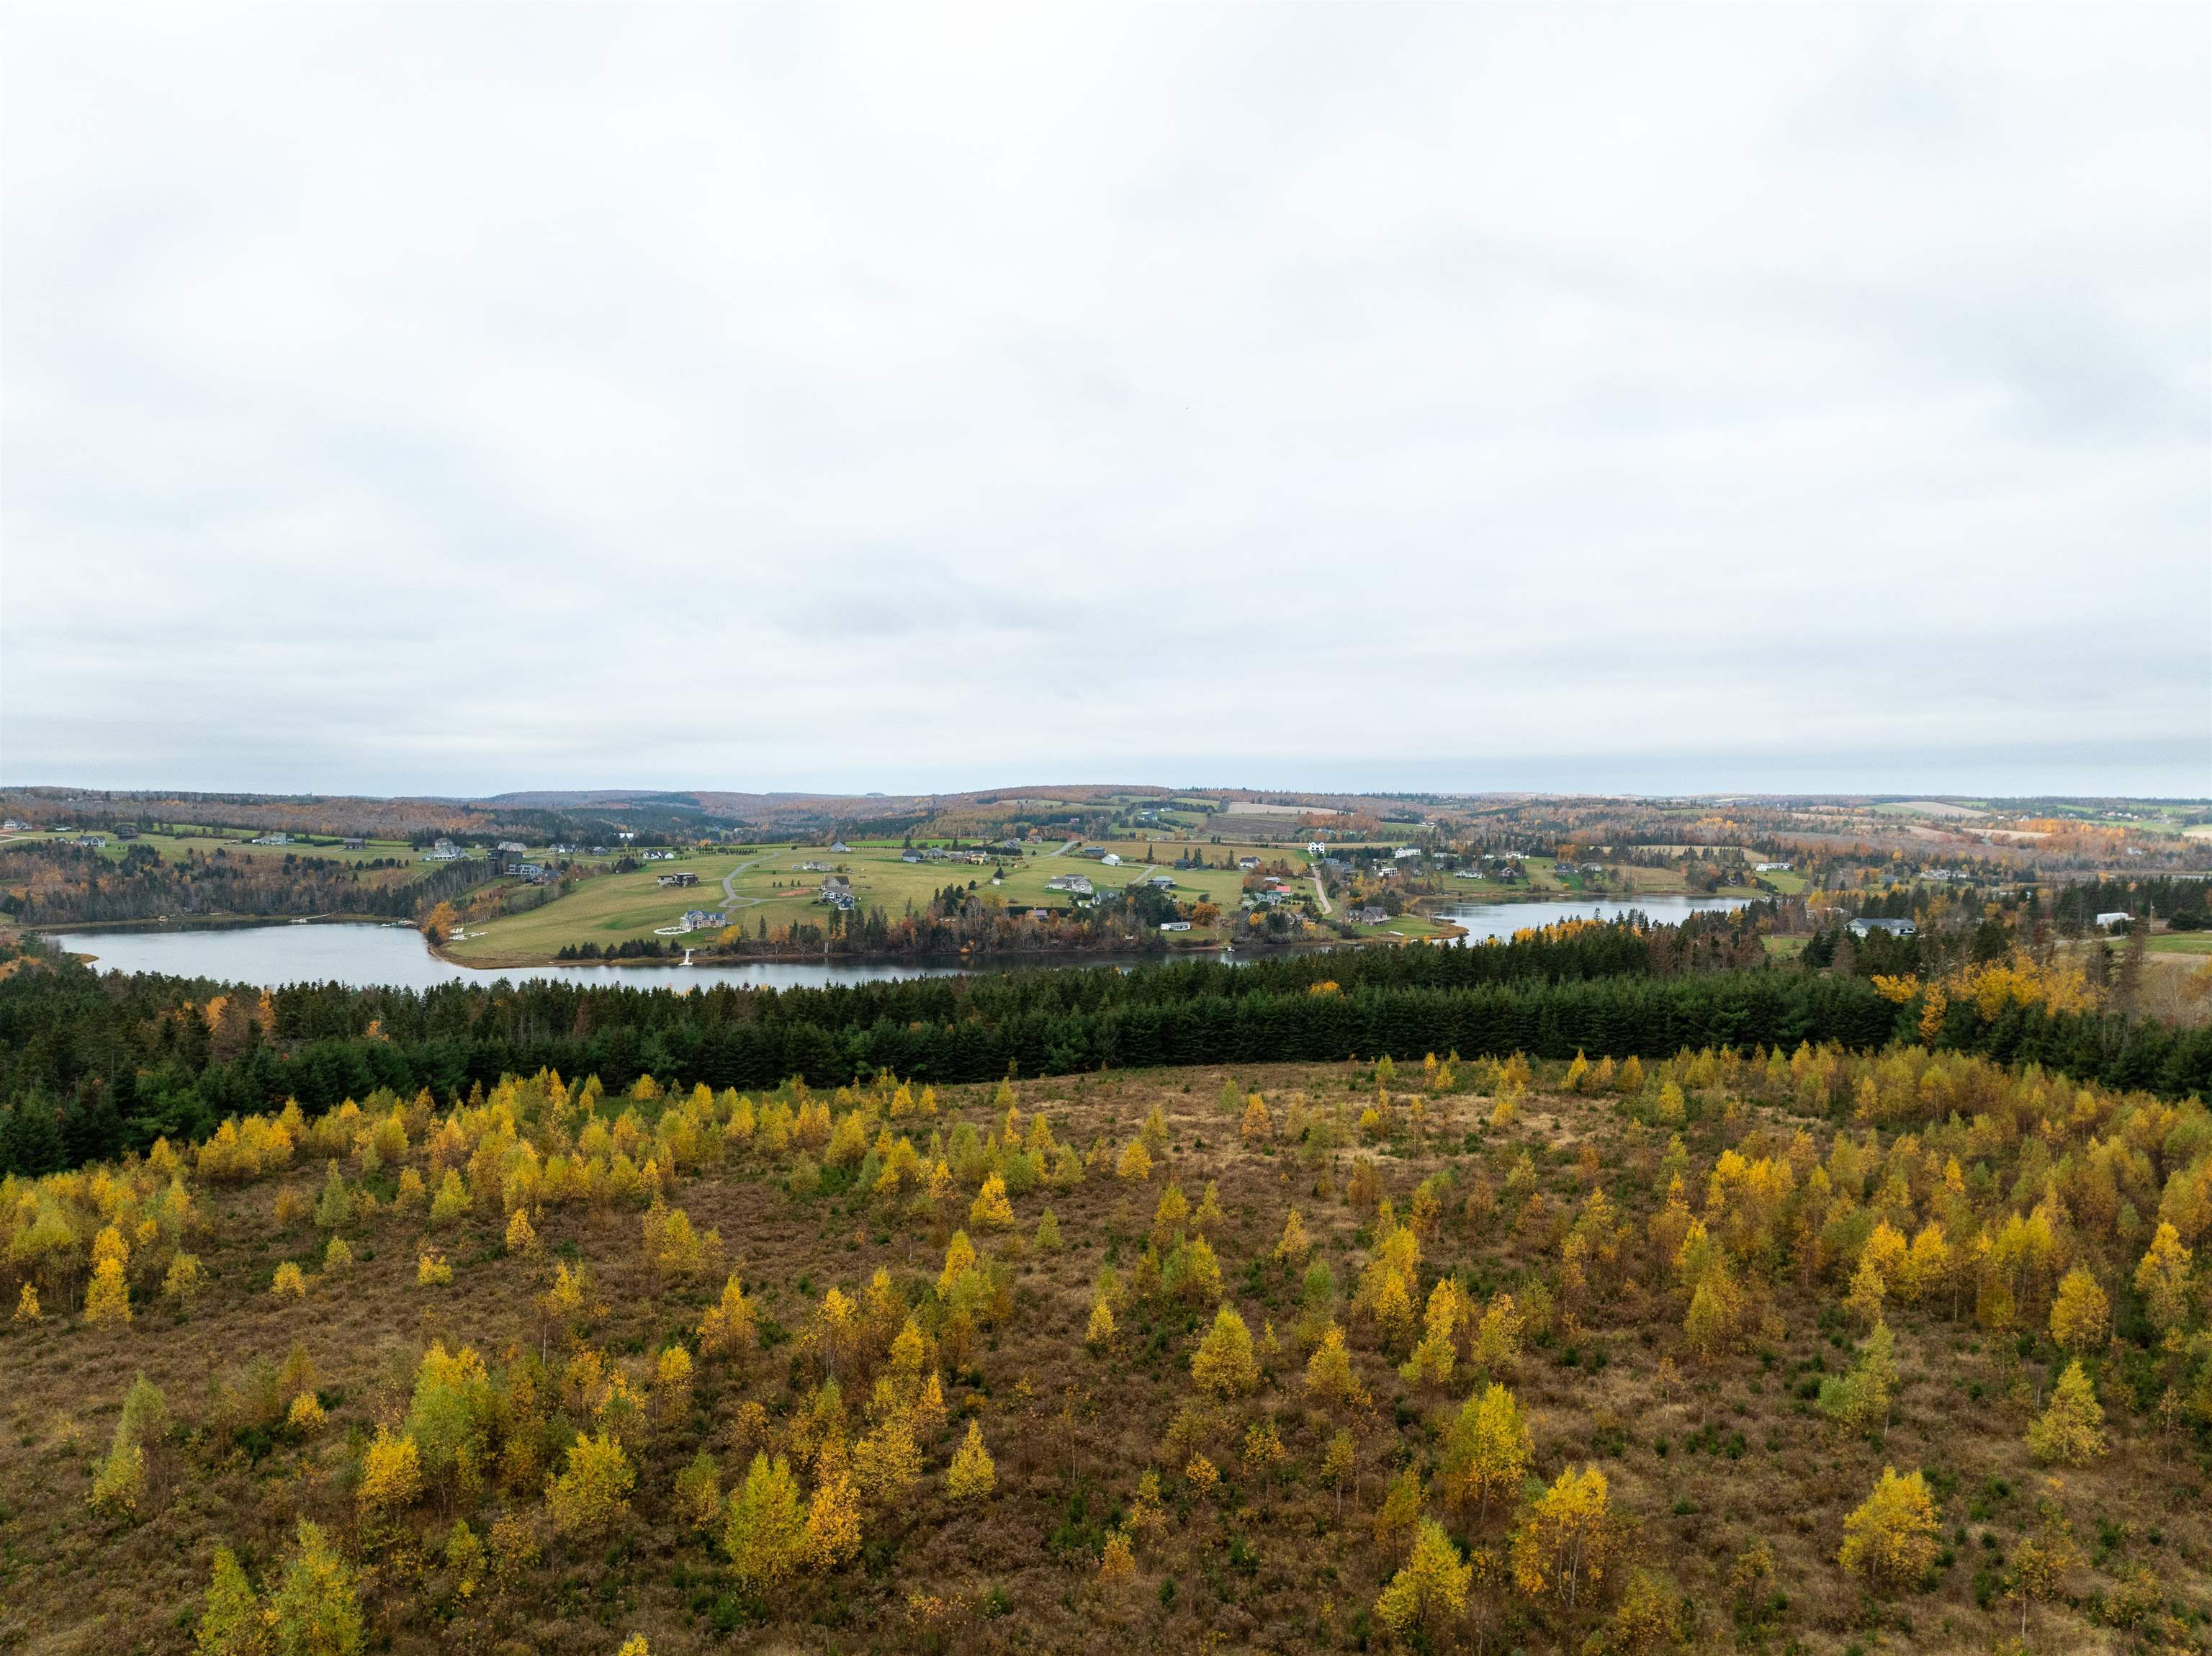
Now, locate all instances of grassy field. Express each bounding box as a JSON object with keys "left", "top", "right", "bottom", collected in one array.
[
  {"left": 2148, "top": 932, "right": 2212, "bottom": 955},
  {"left": 2, "top": 827, "right": 426, "bottom": 869},
  {"left": 447, "top": 851, "right": 777, "bottom": 961},
  {"left": 450, "top": 839, "right": 1346, "bottom": 963},
  {"left": 1343, "top": 910, "right": 1459, "bottom": 942},
  {"left": 1437, "top": 858, "right": 1765, "bottom": 906}
]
